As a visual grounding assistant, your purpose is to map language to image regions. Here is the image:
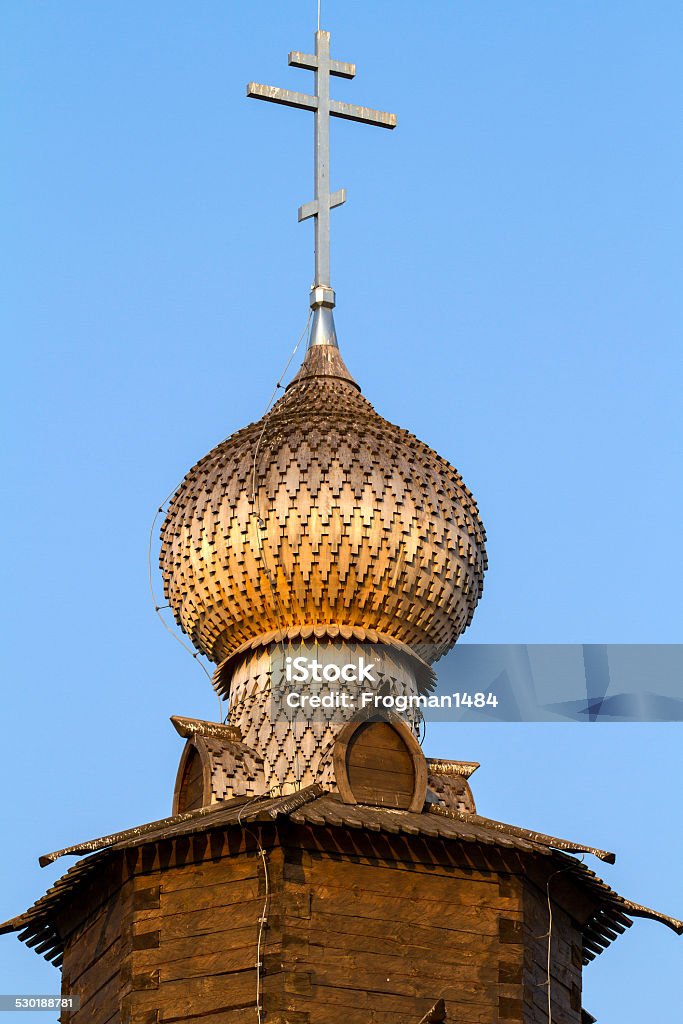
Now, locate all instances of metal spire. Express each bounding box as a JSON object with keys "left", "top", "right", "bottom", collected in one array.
[{"left": 247, "top": 28, "right": 396, "bottom": 347}]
